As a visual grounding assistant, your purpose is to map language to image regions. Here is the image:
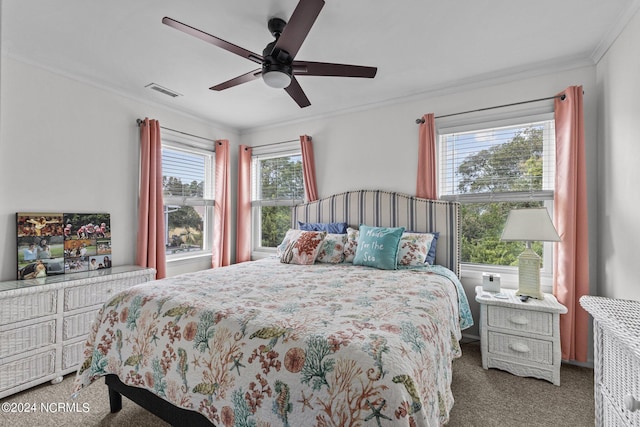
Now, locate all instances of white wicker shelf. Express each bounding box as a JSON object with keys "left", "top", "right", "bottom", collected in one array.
[
  {"left": 0, "top": 265, "right": 155, "bottom": 399},
  {"left": 580, "top": 296, "right": 640, "bottom": 426}
]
